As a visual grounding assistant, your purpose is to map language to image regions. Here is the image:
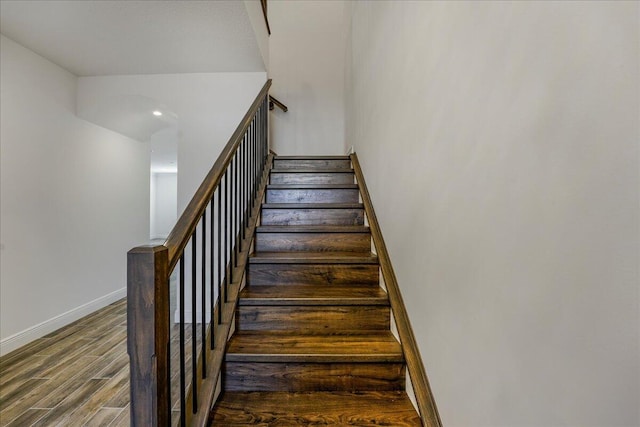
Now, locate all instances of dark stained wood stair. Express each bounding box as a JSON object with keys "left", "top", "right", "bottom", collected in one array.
[{"left": 210, "top": 156, "right": 422, "bottom": 426}]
